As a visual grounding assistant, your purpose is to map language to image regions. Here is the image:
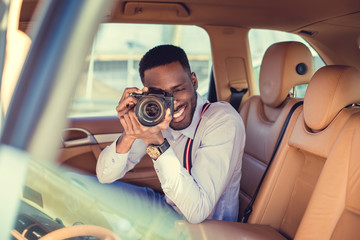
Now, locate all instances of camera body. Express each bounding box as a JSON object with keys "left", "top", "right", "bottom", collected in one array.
[{"left": 130, "top": 89, "right": 174, "bottom": 127}]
